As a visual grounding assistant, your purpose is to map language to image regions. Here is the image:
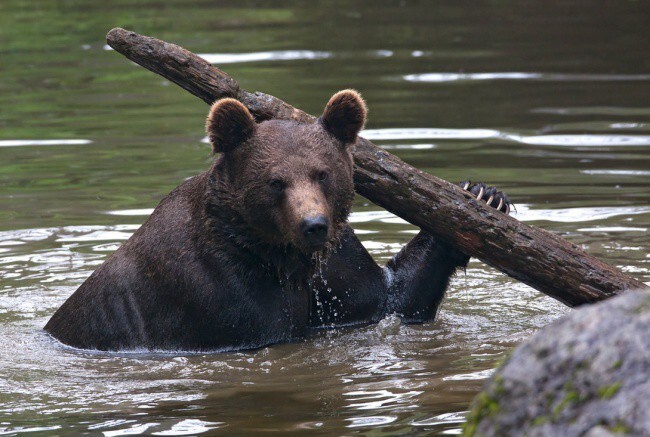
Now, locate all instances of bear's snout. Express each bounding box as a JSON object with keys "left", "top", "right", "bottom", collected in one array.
[{"left": 301, "top": 215, "right": 329, "bottom": 249}]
